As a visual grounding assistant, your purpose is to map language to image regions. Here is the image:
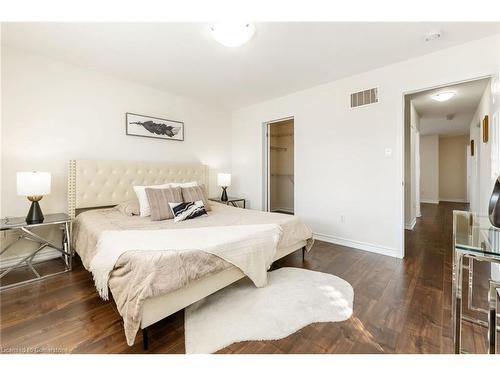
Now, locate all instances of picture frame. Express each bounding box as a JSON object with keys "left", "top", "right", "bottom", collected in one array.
[
  {"left": 126, "top": 112, "right": 184, "bottom": 141},
  {"left": 483, "top": 115, "right": 489, "bottom": 143}
]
